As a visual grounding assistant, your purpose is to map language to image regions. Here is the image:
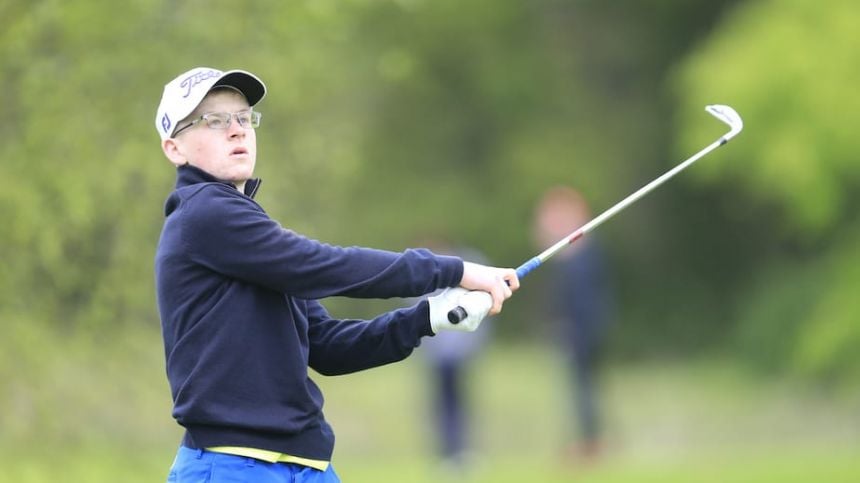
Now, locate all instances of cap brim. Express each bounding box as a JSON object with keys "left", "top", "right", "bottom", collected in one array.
[{"left": 213, "top": 70, "right": 266, "bottom": 107}]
